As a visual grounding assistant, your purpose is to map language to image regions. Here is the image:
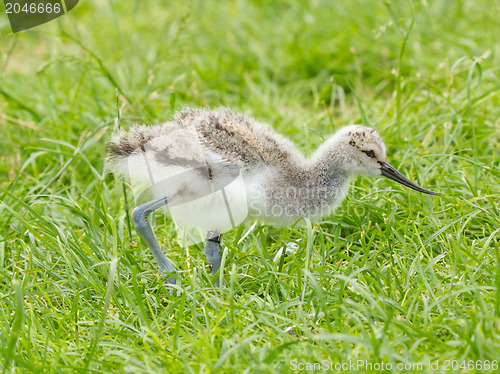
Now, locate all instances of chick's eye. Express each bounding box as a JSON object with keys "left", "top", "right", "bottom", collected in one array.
[{"left": 363, "top": 150, "right": 376, "bottom": 158}]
